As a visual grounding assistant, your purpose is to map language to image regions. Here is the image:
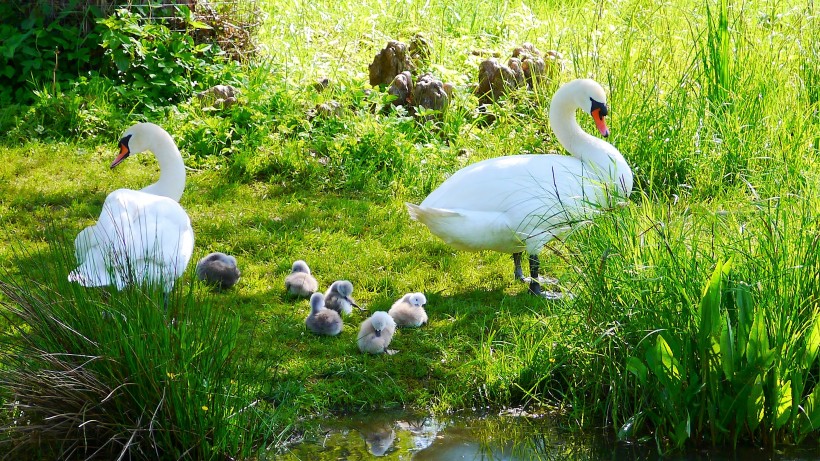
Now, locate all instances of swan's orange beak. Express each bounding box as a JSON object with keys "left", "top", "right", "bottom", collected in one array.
[
  {"left": 591, "top": 108, "right": 609, "bottom": 138},
  {"left": 111, "top": 142, "right": 130, "bottom": 169}
]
